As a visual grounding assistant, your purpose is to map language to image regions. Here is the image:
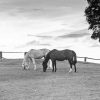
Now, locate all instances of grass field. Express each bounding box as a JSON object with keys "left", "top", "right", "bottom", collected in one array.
[{"left": 0, "top": 59, "right": 100, "bottom": 100}]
